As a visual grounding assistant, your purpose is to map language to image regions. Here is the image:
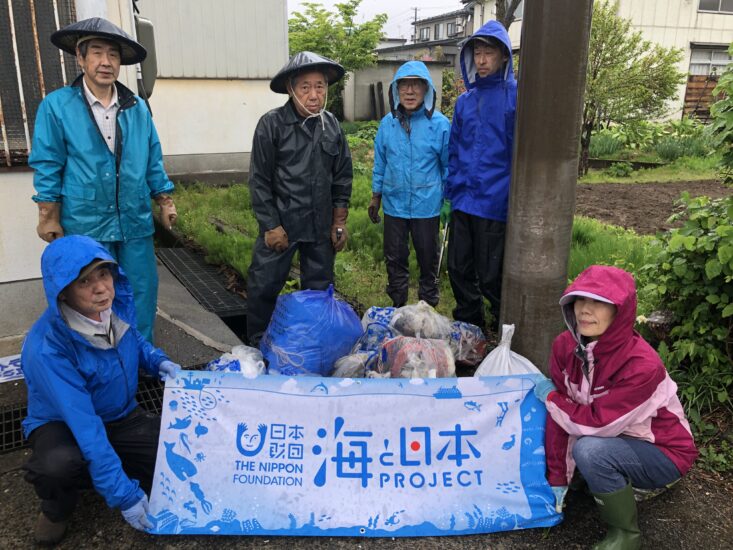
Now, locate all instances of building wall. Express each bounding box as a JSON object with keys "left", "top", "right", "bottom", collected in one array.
[
  {"left": 134, "top": 0, "right": 288, "bottom": 178},
  {"left": 470, "top": 1, "right": 522, "bottom": 48},
  {"left": 139, "top": 0, "right": 287, "bottom": 79},
  {"left": 148, "top": 79, "right": 283, "bottom": 178},
  {"left": 617, "top": 0, "right": 733, "bottom": 118}
]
